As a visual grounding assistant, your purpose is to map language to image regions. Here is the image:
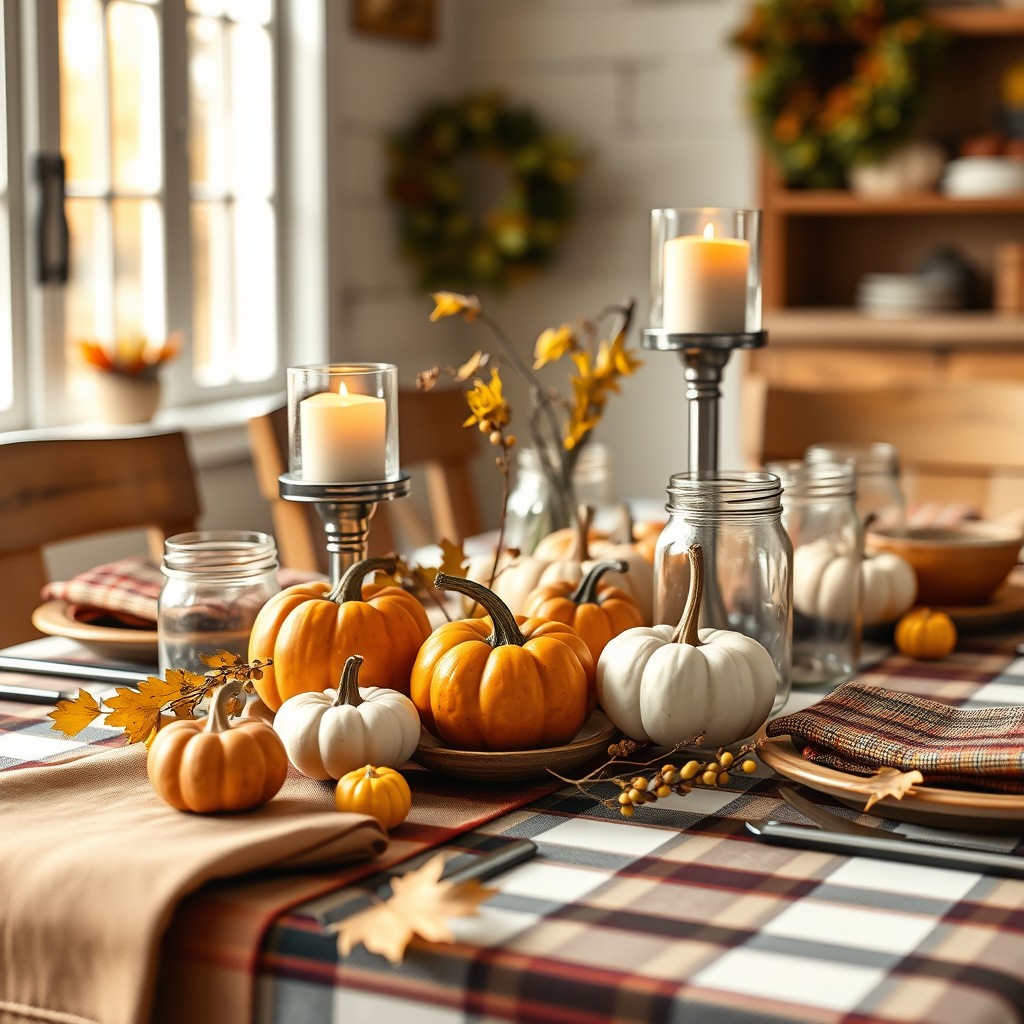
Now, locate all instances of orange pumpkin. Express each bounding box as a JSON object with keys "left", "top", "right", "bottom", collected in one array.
[
  {"left": 248, "top": 557, "right": 430, "bottom": 710},
  {"left": 895, "top": 607, "right": 957, "bottom": 660},
  {"left": 411, "top": 573, "right": 595, "bottom": 751},
  {"left": 523, "top": 559, "right": 644, "bottom": 665},
  {"left": 147, "top": 683, "right": 289, "bottom": 813}
]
